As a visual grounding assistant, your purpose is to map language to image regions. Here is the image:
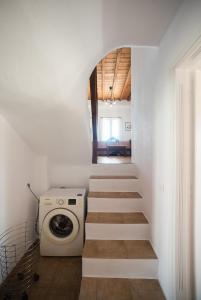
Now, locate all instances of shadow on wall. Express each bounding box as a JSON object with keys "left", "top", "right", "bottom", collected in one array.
[{"left": 0, "top": 115, "right": 47, "bottom": 234}]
